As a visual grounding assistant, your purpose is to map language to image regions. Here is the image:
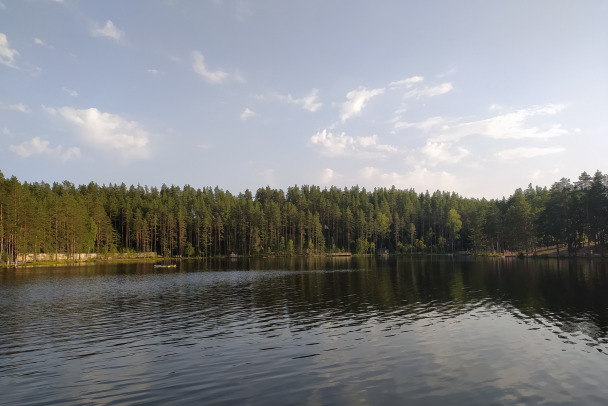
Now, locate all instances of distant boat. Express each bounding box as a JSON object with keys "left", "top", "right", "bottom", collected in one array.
[{"left": 154, "top": 264, "right": 177, "bottom": 268}]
